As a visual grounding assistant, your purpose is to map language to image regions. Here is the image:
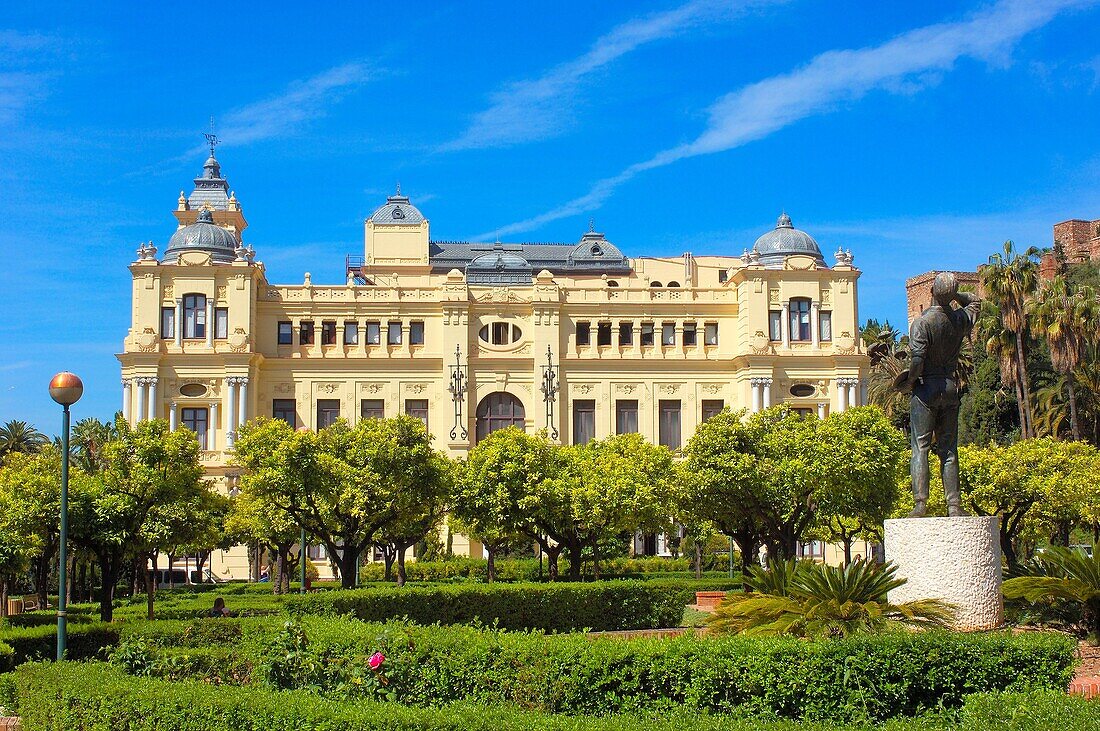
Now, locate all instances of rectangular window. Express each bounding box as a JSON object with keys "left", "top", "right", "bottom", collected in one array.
[
  {"left": 321, "top": 320, "right": 337, "bottom": 345},
  {"left": 641, "top": 322, "right": 655, "bottom": 346},
  {"left": 683, "top": 322, "right": 698, "bottom": 346},
  {"left": 405, "top": 399, "right": 429, "bottom": 429},
  {"left": 661, "top": 322, "right": 676, "bottom": 346},
  {"left": 572, "top": 399, "right": 596, "bottom": 445},
  {"left": 705, "top": 322, "right": 719, "bottom": 346},
  {"left": 278, "top": 321, "right": 293, "bottom": 345},
  {"left": 161, "top": 307, "right": 175, "bottom": 339},
  {"left": 492, "top": 322, "right": 510, "bottom": 344},
  {"left": 618, "top": 321, "right": 633, "bottom": 346},
  {"left": 181, "top": 407, "right": 209, "bottom": 449},
  {"left": 790, "top": 299, "right": 812, "bottom": 341},
  {"left": 214, "top": 308, "right": 228, "bottom": 339},
  {"left": 387, "top": 321, "right": 402, "bottom": 345},
  {"left": 317, "top": 399, "right": 340, "bottom": 429},
  {"left": 658, "top": 400, "right": 681, "bottom": 450},
  {"left": 615, "top": 399, "right": 638, "bottom": 435},
  {"left": 272, "top": 399, "right": 296, "bottom": 428},
  {"left": 769, "top": 311, "right": 782, "bottom": 341},
  {"left": 820, "top": 311, "right": 832, "bottom": 341},
  {"left": 718, "top": 269, "right": 728, "bottom": 283},
  {"left": 597, "top": 322, "right": 612, "bottom": 346},
  {"left": 701, "top": 399, "right": 724, "bottom": 422},
  {"left": 361, "top": 399, "right": 385, "bottom": 420},
  {"left": 410, "top": 320, "right": 425, "bottom": 345},
  {"left": 300, "top": 321, "right": 315, "bottom": 345},
  {"left": 366, "top": 321, "right": 381, "bottom": 345},
  {"left": 576, "top": 321, "right": 591, "bottom": 346},
  {"left": 183, "top": 294, "right": 206, "bottom": 339},
  {"left": 344, "top": 321, "right": 359, "bottom": 345}
]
